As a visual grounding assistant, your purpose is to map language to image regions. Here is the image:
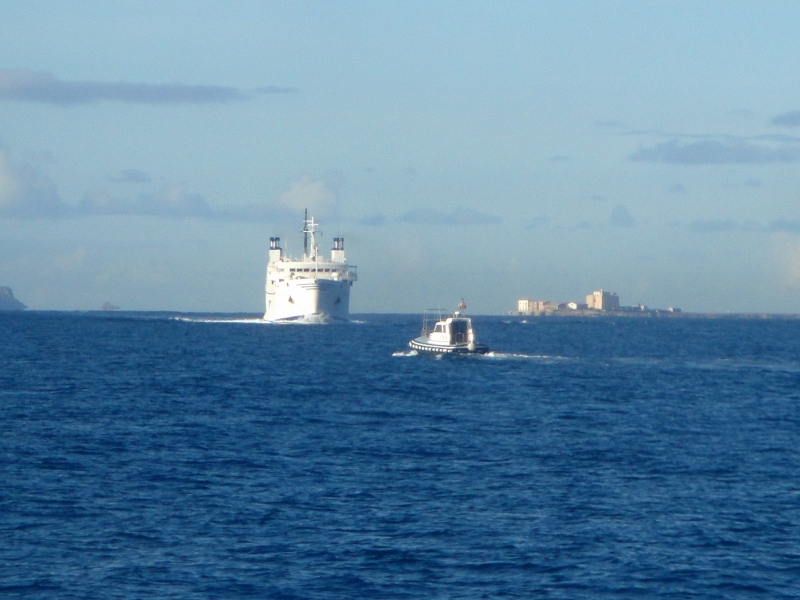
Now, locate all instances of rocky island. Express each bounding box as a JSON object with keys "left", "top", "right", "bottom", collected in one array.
[{"left": 0, "top": 287, "right": 26, "bottom": 310}]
